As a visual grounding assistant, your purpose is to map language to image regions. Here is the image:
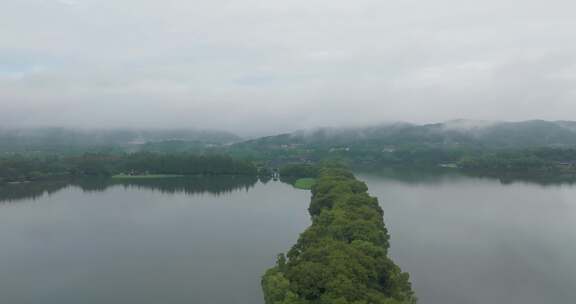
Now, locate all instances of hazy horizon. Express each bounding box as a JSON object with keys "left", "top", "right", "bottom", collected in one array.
[
  {"left": 2, "top": 0, "right": 576, "bottom": 135},
  {"left": 1, "top": 118, "right": 574, "bottom": 139}
]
